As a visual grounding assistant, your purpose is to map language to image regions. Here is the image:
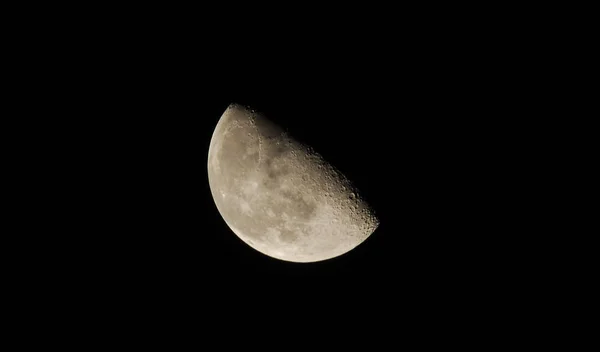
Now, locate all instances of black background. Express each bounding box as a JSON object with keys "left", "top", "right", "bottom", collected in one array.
[
  {"left": 97, "top": 38, "right": 512, "bottom": 291},
  {"left": 23, "top": 7, "right": 545, "bottom": 322},
  {"left": 6, "top": 4, "right": 579, "bottom": 343}
]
